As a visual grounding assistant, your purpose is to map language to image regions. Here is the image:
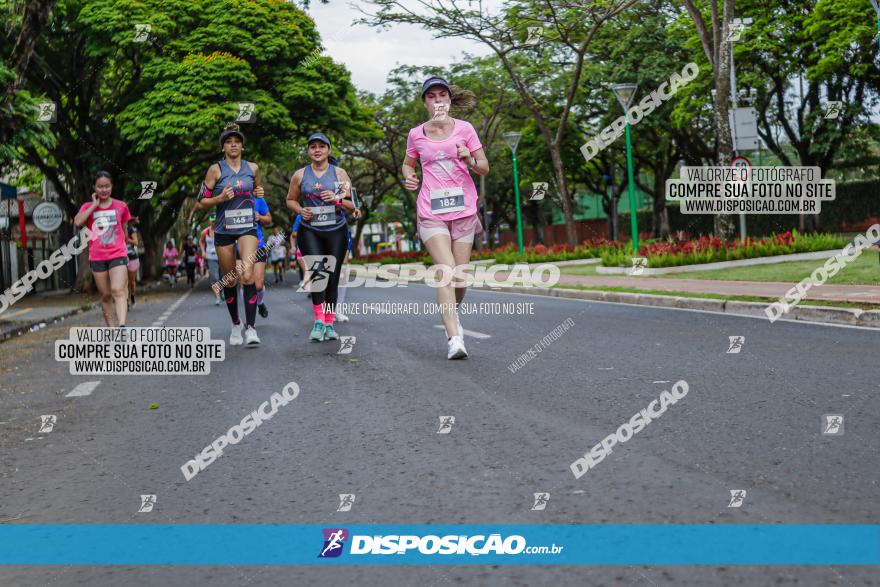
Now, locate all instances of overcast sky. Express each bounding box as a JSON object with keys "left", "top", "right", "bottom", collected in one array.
[{"left": 306, "top": 1, "right": 502, "bottom": 95}]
